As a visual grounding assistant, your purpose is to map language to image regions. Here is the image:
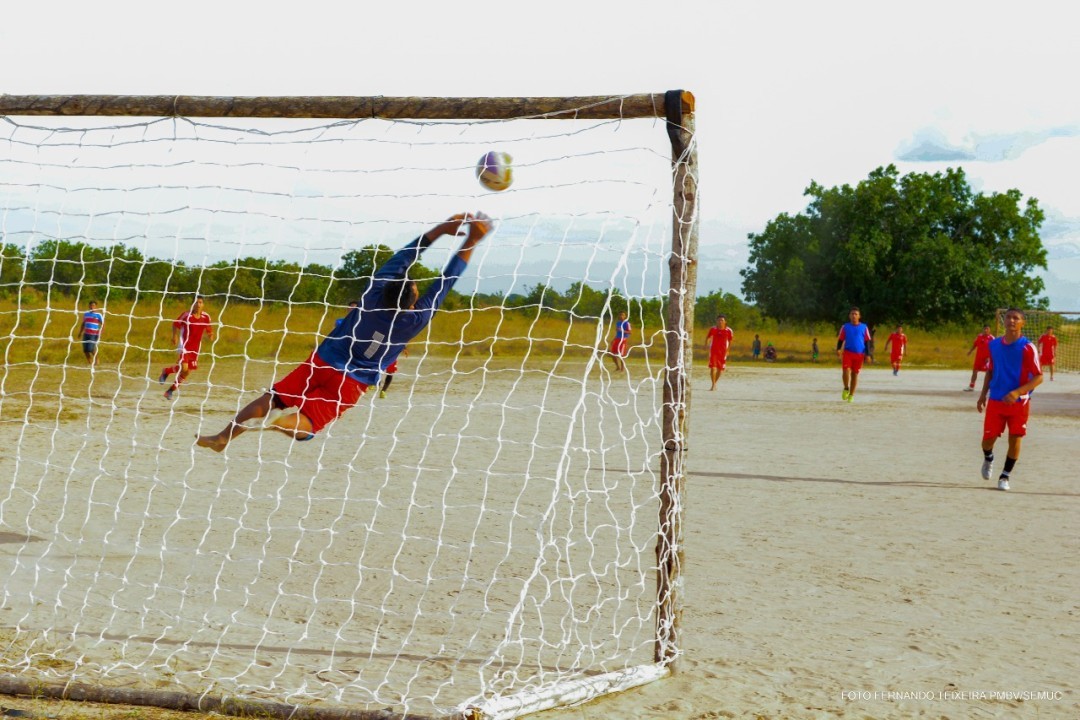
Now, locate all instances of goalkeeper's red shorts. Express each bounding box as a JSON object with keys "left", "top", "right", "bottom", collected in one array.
[{"left": 272, "top": 352, "right": 367, "bottom": 433}]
